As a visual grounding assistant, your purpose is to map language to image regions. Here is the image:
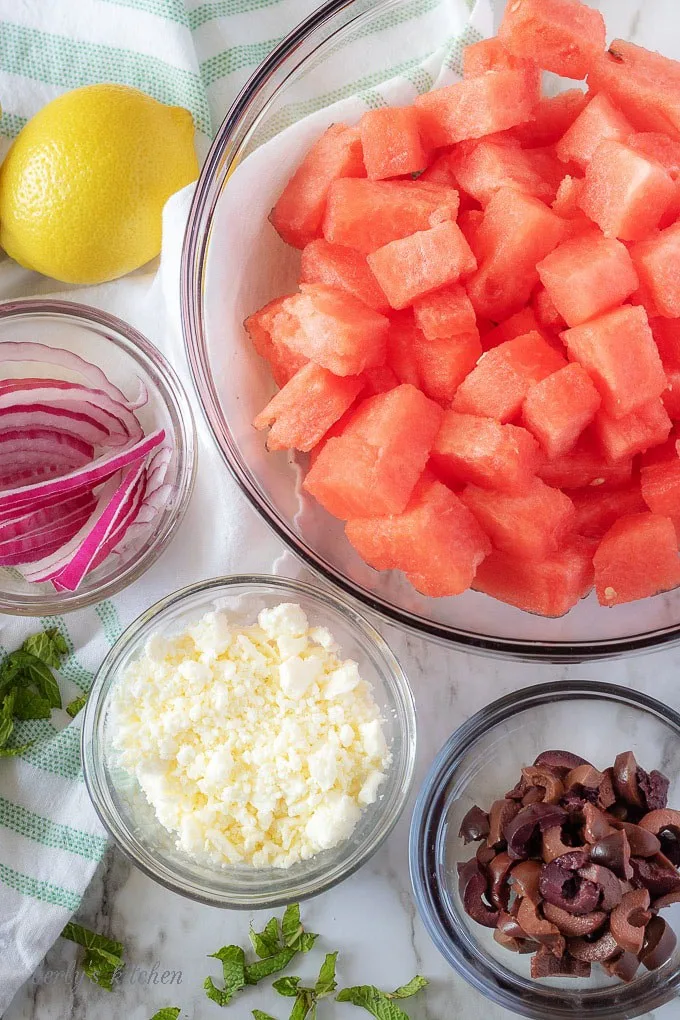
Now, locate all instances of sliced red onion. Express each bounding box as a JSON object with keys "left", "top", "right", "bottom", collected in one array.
[
  {"left": 0, "top": 342, "right": 133, "bottom": 405},
  {"left": 0, "top": 405, "right": 128, "bottom": 447},
  {"left": 0, "top": 381, "right": 142, "bottom": 442}
]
